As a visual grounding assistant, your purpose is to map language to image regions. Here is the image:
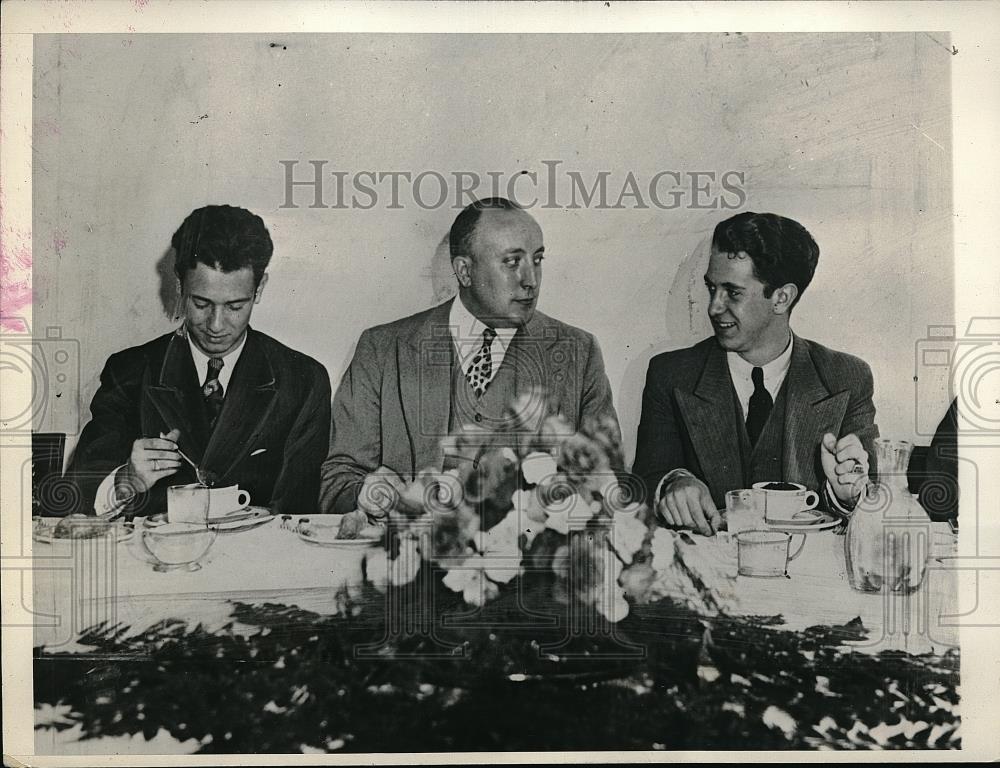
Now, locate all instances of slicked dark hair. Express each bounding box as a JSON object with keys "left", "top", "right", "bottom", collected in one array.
[
  {"left": 712, "top": 212, "right": 819, "bottom": 311},
  {"left": 448, "top": 197, "right": 523, "bottom": 259},
  {"left": 172, "top": 205, "right": 273, "bottom": 287}
]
